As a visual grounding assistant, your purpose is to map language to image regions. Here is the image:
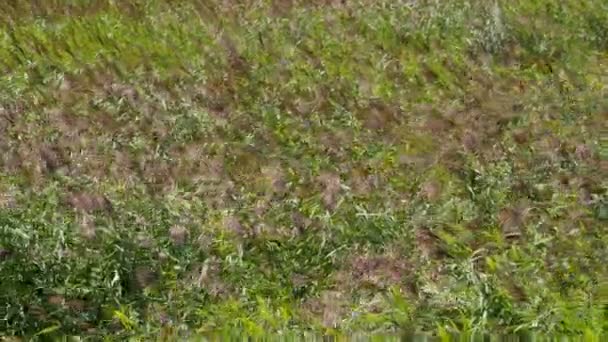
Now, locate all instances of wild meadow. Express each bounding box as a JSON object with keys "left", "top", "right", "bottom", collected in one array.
[{"left": 0, "top": 0, "right": 607, "bottom": 339}]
